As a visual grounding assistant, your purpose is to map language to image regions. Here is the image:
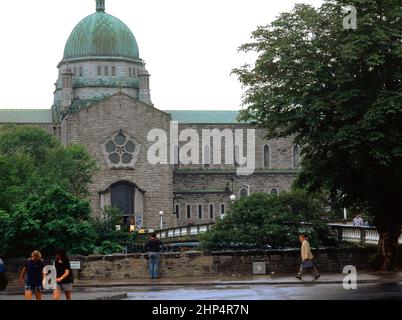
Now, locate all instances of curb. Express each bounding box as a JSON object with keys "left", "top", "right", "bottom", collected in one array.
[
  {"left": 92, "top": 293, "right": 128, "bottom": 300},
  {"left": 73, "top": 279, "right": 394, "bottom": 288}
]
